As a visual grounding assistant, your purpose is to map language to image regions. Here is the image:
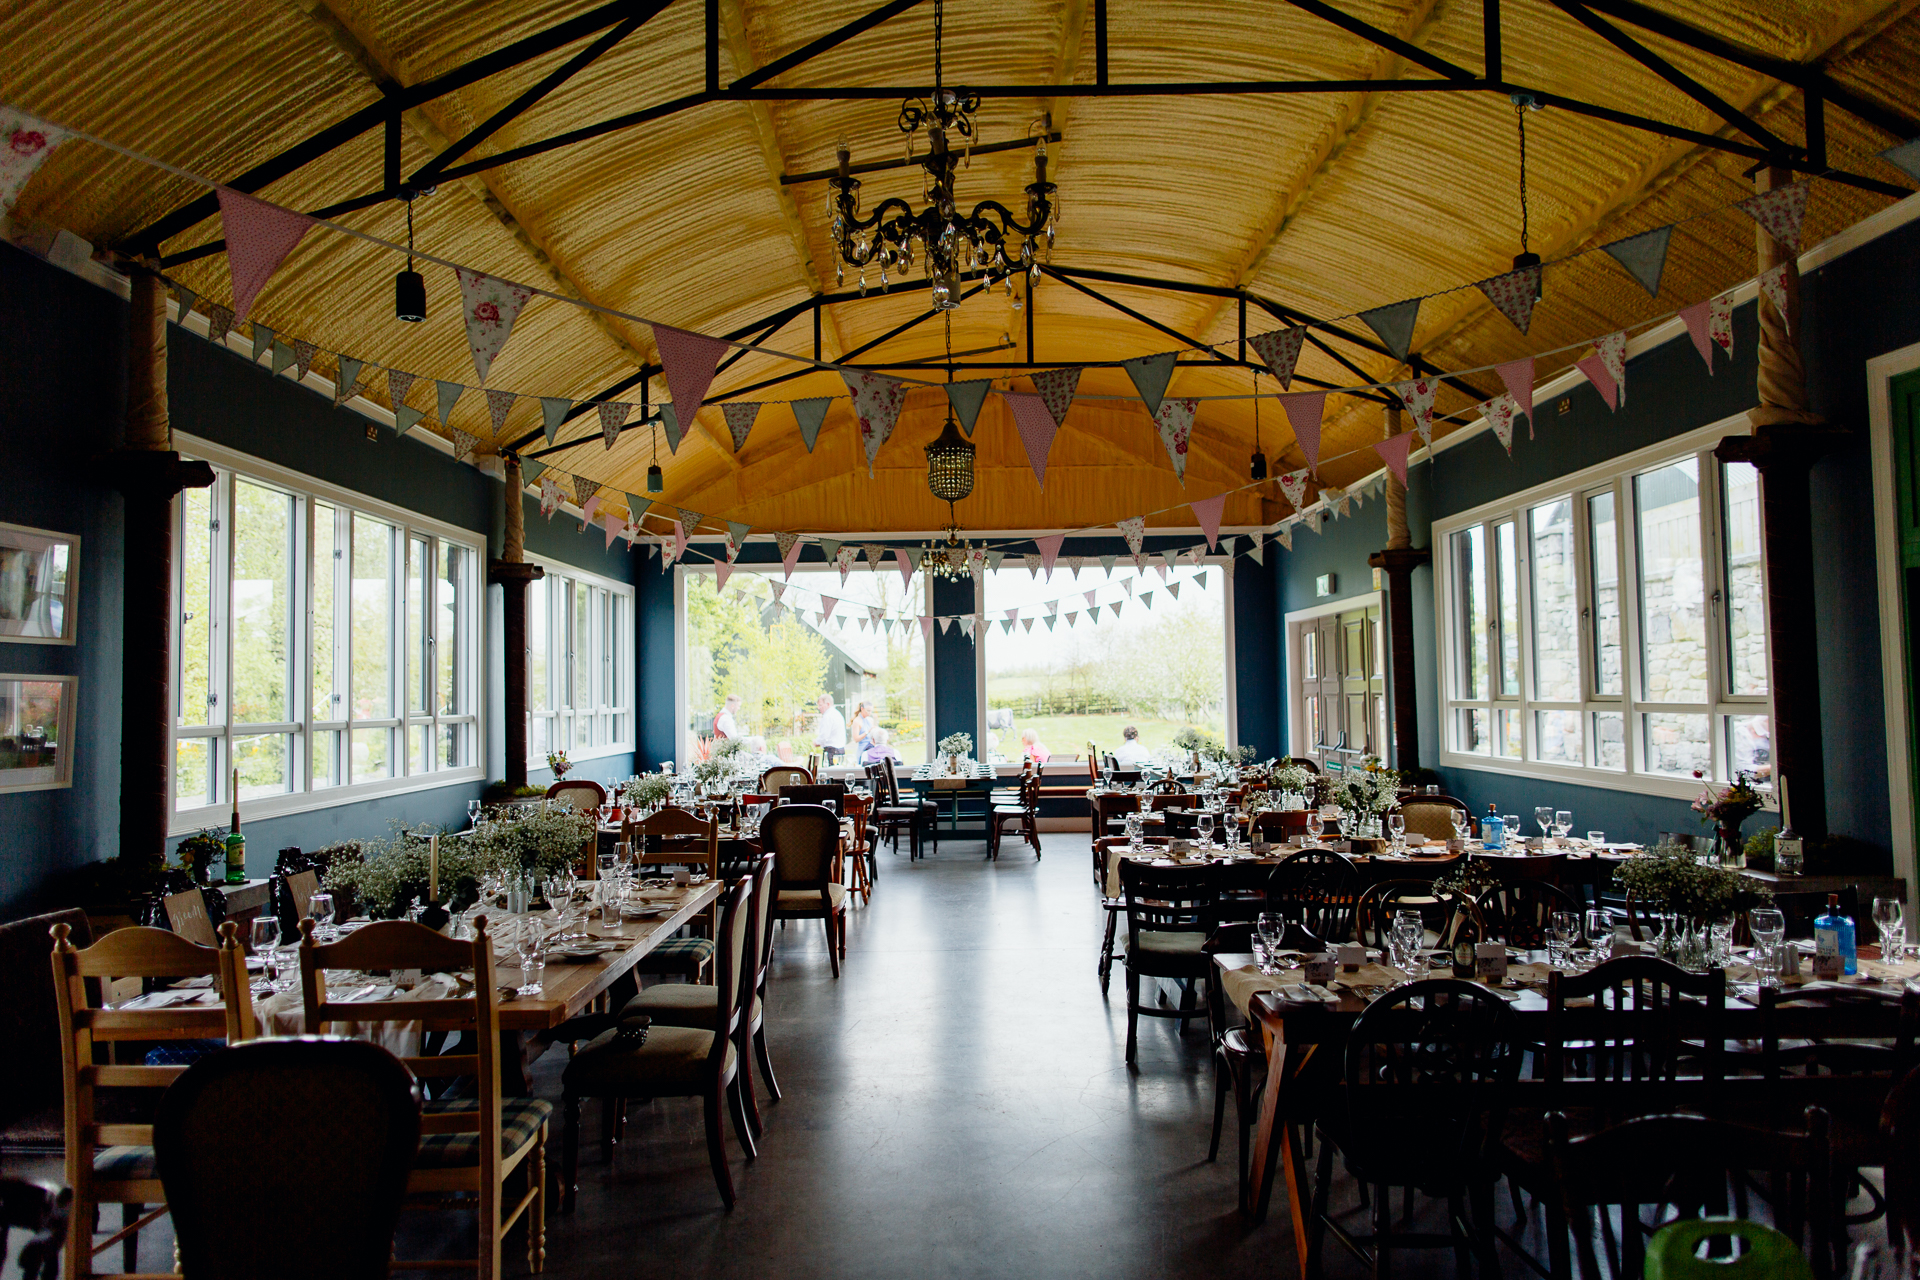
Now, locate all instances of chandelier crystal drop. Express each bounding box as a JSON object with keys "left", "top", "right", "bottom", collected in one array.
[{"left": 828, "top": 0, "right": 1056, "bottom": 312}]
